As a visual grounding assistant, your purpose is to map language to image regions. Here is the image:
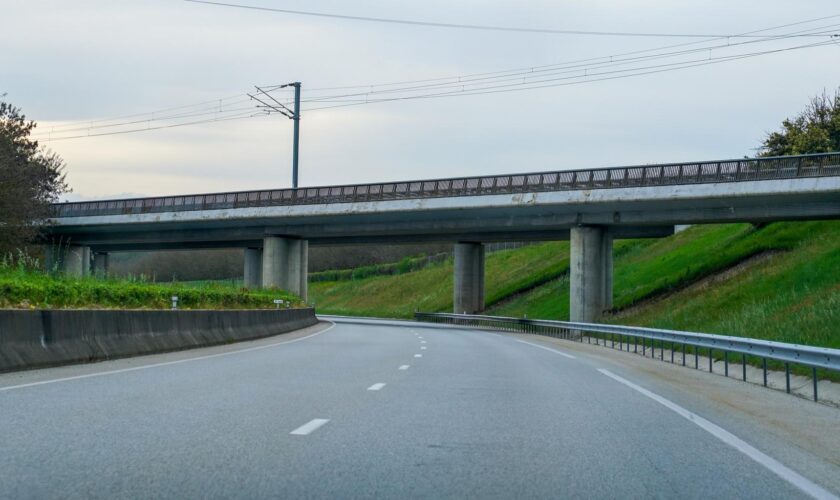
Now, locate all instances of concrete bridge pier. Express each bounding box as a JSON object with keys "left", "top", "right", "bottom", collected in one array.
[
  {"left": 45, "top": 245, "right": 89, "bottom": 277},
  {"left": 243, "top": 248, "right": 263, "bottom": 288},
  {"left": 570, "top": 226, "right": 613, "bottom": 323},
  {"left": 92, "top": 252, "right": 109, "bottom": 278},
  {"left": 453, "top": 242, "right": 485, "bottom": 314},
  {"left": 262, "top": 237, "right": 308, "bottom": 301}
]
